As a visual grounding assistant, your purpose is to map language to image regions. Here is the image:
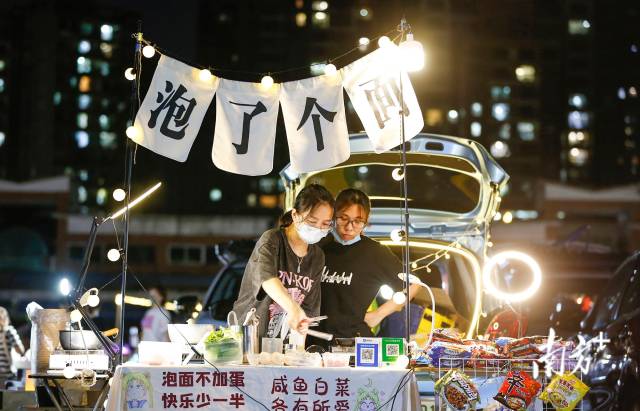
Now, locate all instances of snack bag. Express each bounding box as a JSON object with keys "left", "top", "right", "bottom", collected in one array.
[
  {"left": 432, "top": 328, "right": 465, "bottom": 344},
  {"left": 493, "top": 370, "right": 541, "bottom": 410},
  {"left": 434, "top": 370, "right": 480, "bottom": 411},
  {"left": 425, "top": 342, "right": 472, "bottom": 367},
  {"left": 539, "top": 372, "right": 589, "bottom": 411}
]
